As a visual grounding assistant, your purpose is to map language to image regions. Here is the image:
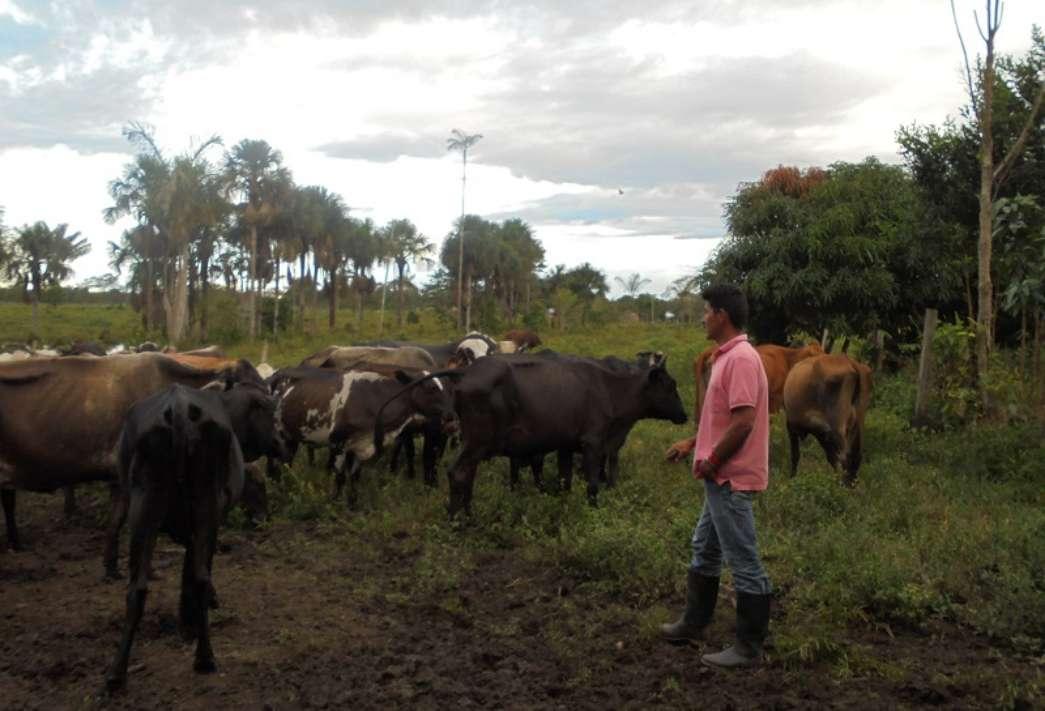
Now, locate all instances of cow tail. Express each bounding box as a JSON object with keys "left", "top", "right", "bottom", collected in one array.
[{"left": 372, "top": 369, "right": 463, "bottom": 457}]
